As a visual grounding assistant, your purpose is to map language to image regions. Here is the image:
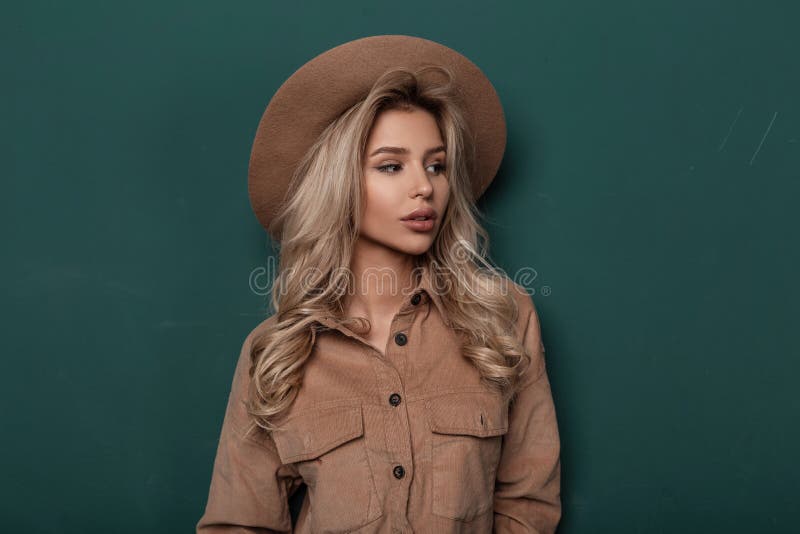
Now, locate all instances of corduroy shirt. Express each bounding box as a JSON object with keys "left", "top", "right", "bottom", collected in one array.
[{"left": 196, "top": 267, "right": 561, "bottom": 533}]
